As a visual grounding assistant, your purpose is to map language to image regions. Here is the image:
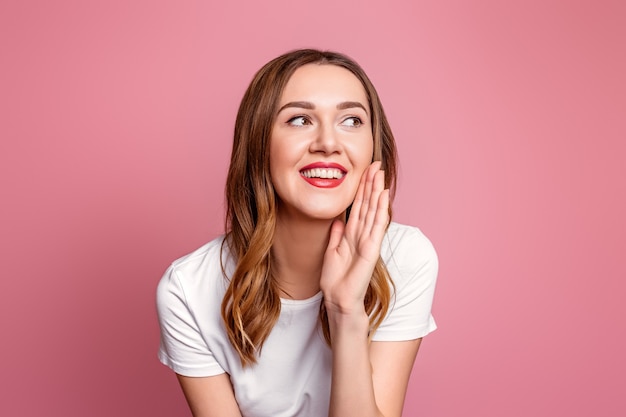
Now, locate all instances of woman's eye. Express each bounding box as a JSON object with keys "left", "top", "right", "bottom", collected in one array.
[
  {"left": 341, "top": 117, "right": 363, "bottom": 127},
  {"left": 287, "top": 116, "right": 310, "bottom": 126}
]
